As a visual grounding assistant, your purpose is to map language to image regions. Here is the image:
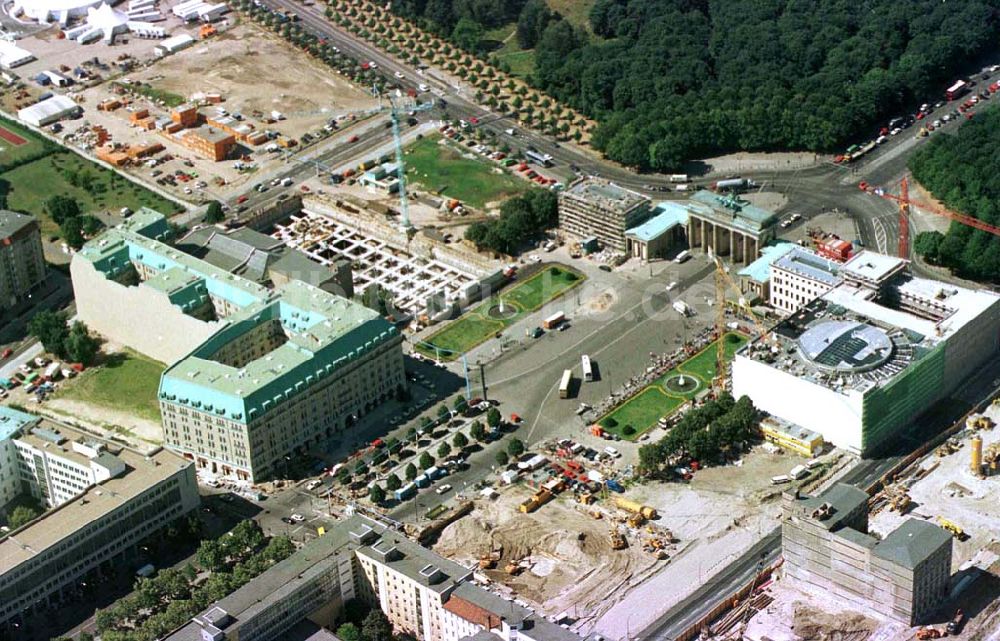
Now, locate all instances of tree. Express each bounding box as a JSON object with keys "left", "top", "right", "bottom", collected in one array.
[
  {"left": 81, "top": 214, "right": 104, "bottom": 236},
  {"left": 196, "top": 539, "right": 227, "bottom": 571},
  {"left": 507, "top": 438, "right": 526, "bottom": 458},
  {"left": 369, "top": 484, "right": 386, "bottom": 504},
  {"left": 452, "top": 432, "right": 469, "bottom": 449},
  {"left": 451, "top": 17, "right": 484, "bottom": 52},
  {"left": 419, "top": 451, "right": 434, "bottom": 470},
  {"left": 46, "top": 195, "right": 80, "bottom": 225},
  {"left": 914, "top": 231, "right": 945, "bottom": 263},
  {"left": 486, "top": 407, "right": 501, "bottom": 429},
  {"left": 437, "top": 404, "right": 451, "bottom": 421},
  {"left": 361, "top": 610, "right": 393, "bottom": 641},
  {"left": 405, "top": 462, "right": 418, "bottom": 480},
  {"left": 60, "top": 215, "right": 85, "bottom": 249},
  {"left": 63, "top": 321, "right": 101, "bottom": 365},
  {"left": 470, "top": 420, "right": 487, "bottom": 442},
  {"left": 8, "top": 504, "right": 40, "bottom": 529},
  {"left": 495, "top": 450, "right": 509, "bottom": 466},
  {"left": 516, "top": 0, "right": 554, "bottom": 49},
  {"left": 385, "top": 473, "right": 402, "bottom": 491},
  {"left": 437, "top": 441, "right": 452, "bottom": 458},
  {"left": 204, "top": 200, "right": 225, "bottom": 224},
  {"left": 28, "top": 310, "right": 68, "bottom": 357},
  {"left": 453, "top": 395, "right": 468, "bottom": 414},
  {"left": 337, "top": 623, "right": 362, "bottom": 641}
]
